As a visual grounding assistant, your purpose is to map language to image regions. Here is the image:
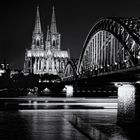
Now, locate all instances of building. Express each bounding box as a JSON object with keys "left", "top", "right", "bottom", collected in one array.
[{"left": 24, "top": 6, "right": 70, "bottom": 75}]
